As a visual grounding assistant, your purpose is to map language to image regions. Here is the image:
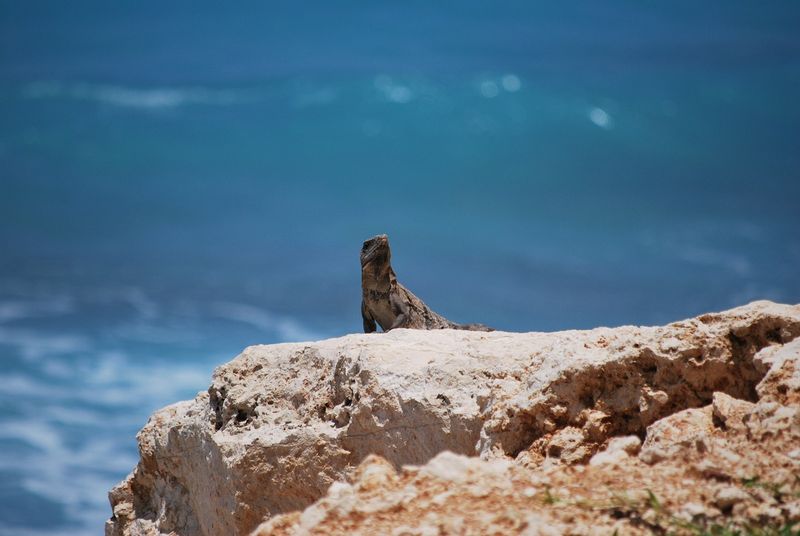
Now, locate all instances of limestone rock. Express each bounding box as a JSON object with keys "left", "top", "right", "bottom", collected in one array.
[
  {"left": 589, "top": 435, "right": 641, "bottom": 466},
  {"left": 756, "top": 338, "right": 800, "bottom": 405},
  {"left": 639, "top": 406, "right": 714, "bottom": 464},
  {"left": 711, "top": 391, "right": 755, "bottom": 432},
  {"left": 714, "top": 486, "right": 752, "bottom": 510},
  {"left": 107, "top": 301, "right": 800, "bottom": 536},
  {"left": 253, "top": 451, "right": 563, "bottom": 536}
]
